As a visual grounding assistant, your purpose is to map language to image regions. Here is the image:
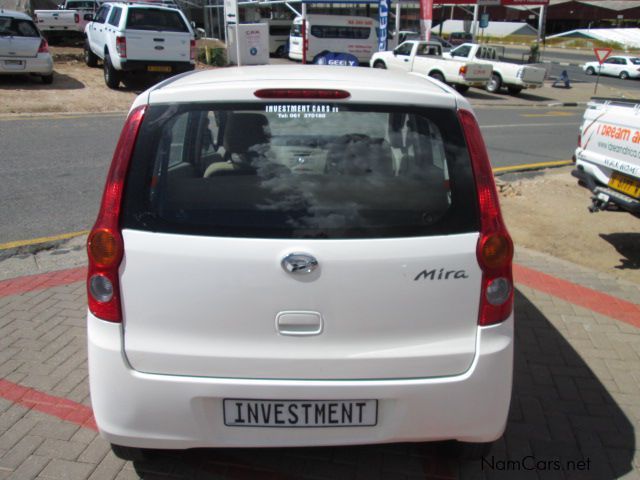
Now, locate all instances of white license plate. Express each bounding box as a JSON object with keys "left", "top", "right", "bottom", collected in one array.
[
  {"left": 223, "top": 399, "right": 378, "bottom": 427},
  {"left": 5, "top": 60, "right": 24, "bottom": 66}
]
